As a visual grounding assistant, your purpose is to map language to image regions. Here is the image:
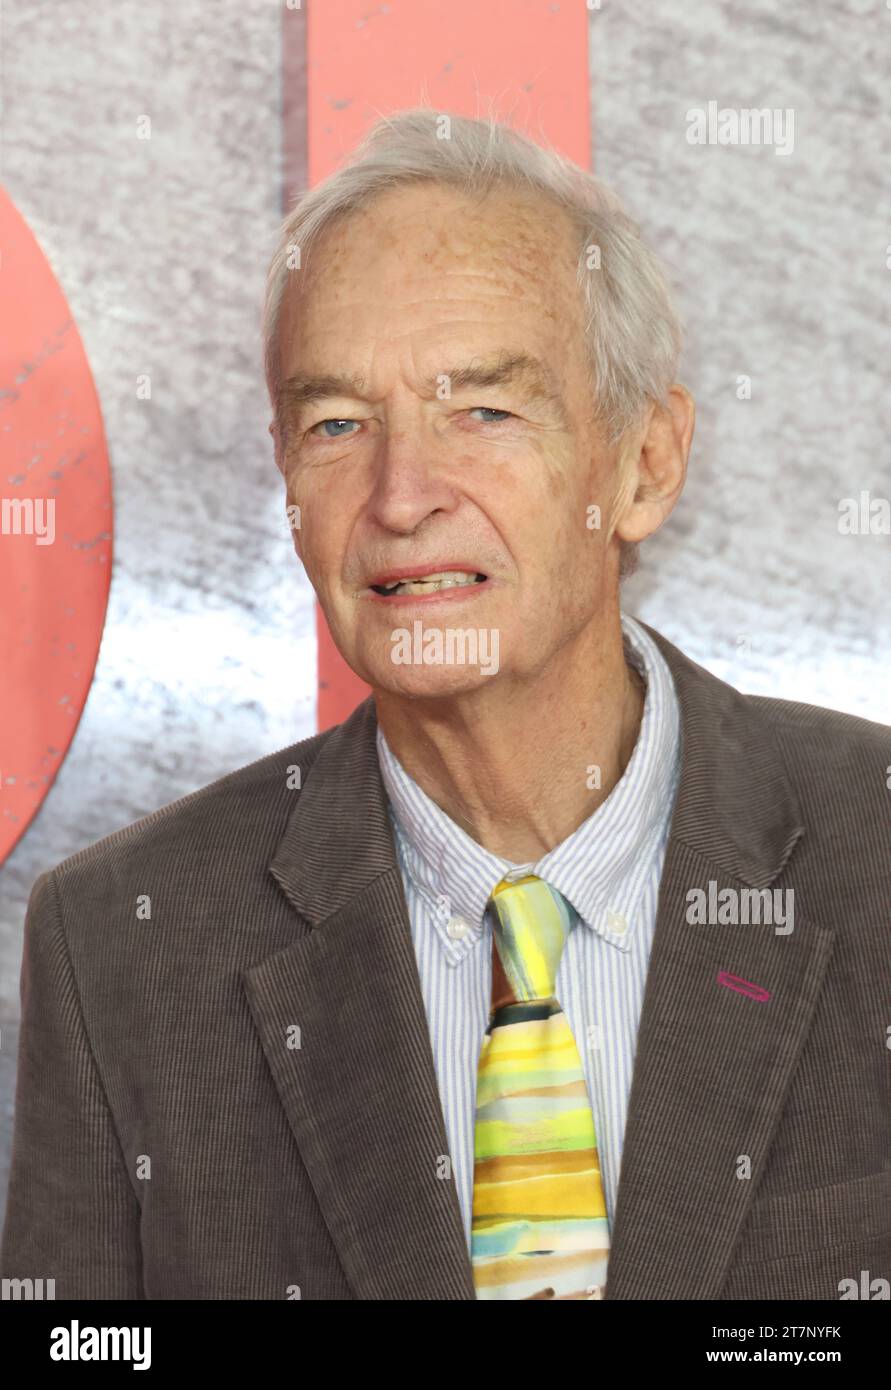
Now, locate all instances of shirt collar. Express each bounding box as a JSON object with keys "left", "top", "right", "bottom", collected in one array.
[{"left": 376, "top": 613, "right": 681, "bottom": 958}]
